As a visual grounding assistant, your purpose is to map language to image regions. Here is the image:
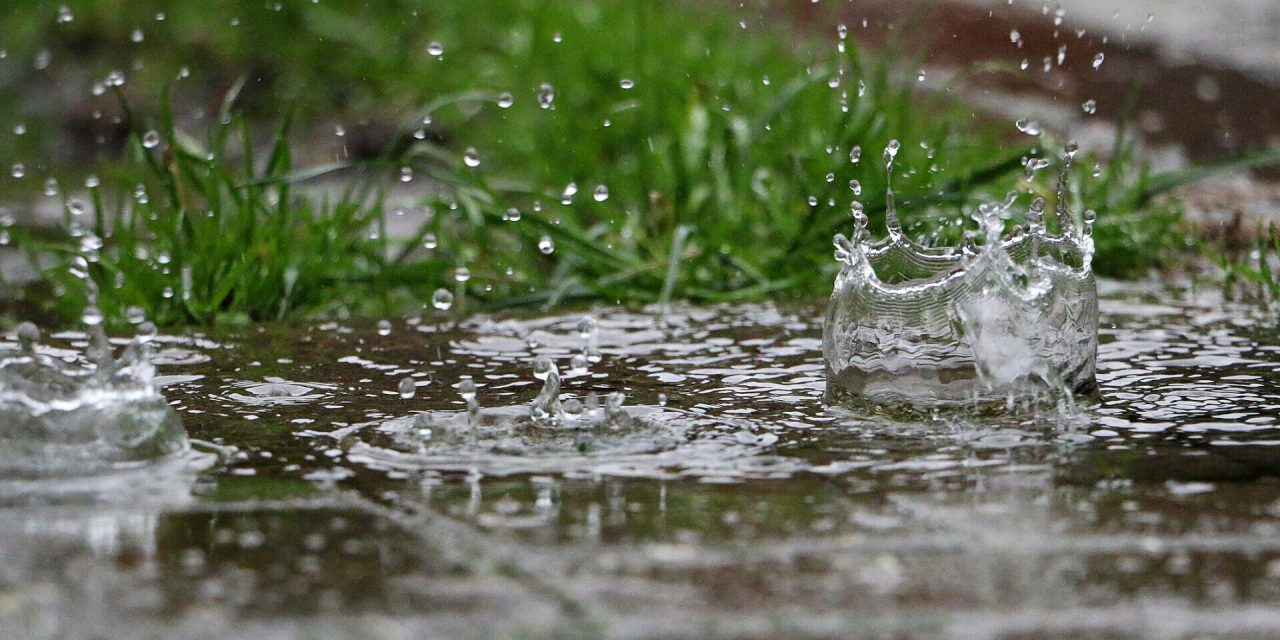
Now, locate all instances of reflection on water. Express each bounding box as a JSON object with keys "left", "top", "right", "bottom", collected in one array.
[{"left": 2, "top": 283, "right": 1280, "bottom": 638}]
